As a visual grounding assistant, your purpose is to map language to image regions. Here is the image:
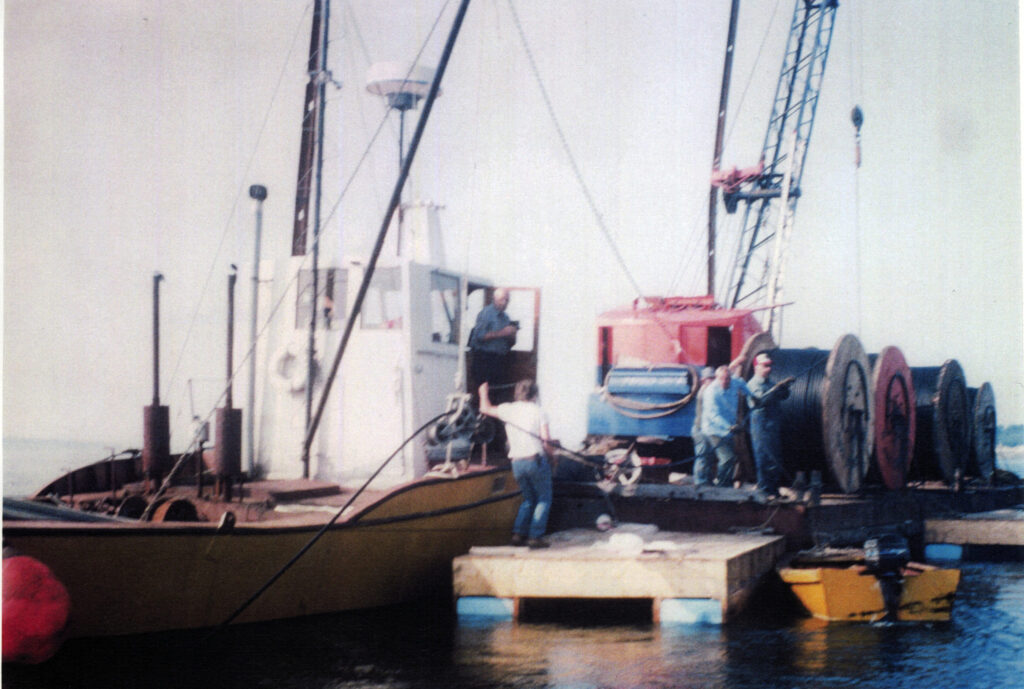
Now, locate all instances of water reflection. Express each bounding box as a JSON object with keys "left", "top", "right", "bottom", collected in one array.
[
  {"left": 3, "top": 563, "right": 1022, "bottom": 689},
  {"left": 457, "top": 620, "right": 729, "bottom": 689}
]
